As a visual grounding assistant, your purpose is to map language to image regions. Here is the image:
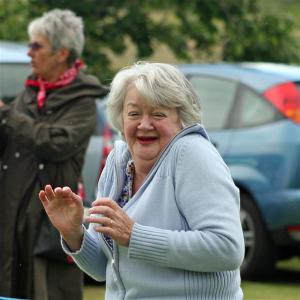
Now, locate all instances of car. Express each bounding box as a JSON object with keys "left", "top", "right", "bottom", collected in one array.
[
  {"left": 79, "top": 98, "right": 115, "bottom": 205},
  {"left": 0, "top": 40, "right": 115, "bottom": 206},
  {"left": 178, "top": 62, "right": 300, "bottom": 279},
  {"left": 0, "top": 40, "right": 31, "bottom": 102}
]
